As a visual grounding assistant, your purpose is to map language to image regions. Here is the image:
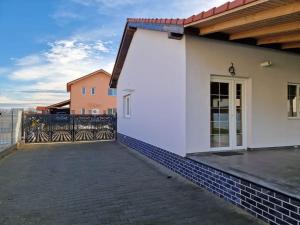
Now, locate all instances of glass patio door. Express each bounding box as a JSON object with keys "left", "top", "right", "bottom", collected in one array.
[{"left": 210, "top": 77, "right": 245, "bottom": 150}]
